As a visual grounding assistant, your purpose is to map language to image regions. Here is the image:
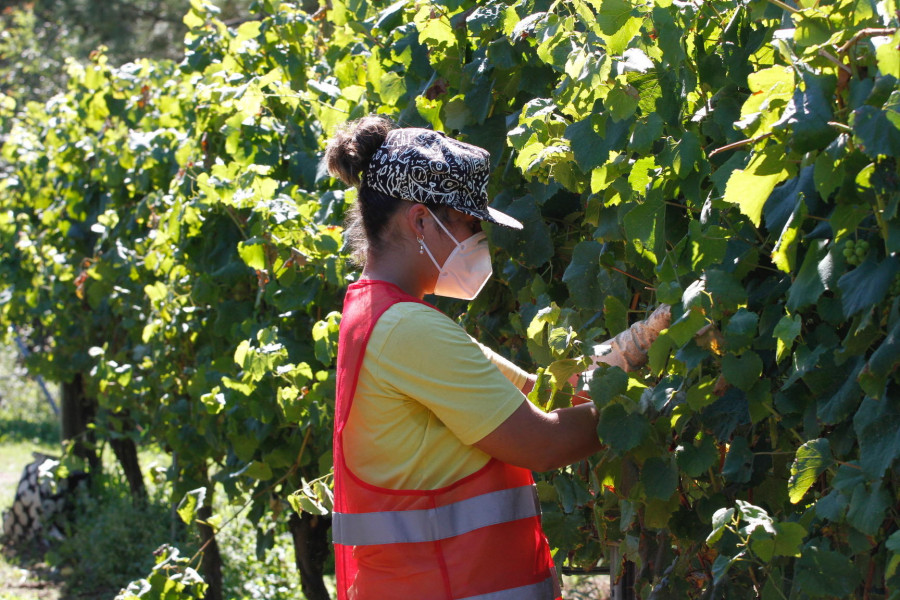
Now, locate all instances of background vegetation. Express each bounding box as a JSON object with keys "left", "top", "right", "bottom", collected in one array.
[
  {"left": 0, "top": 0, "right": 899, "bottom": 599},
  {"left": 0, "top": 343, "right": 318, "bottom": 599}
]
